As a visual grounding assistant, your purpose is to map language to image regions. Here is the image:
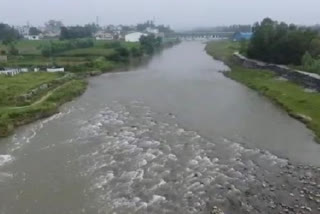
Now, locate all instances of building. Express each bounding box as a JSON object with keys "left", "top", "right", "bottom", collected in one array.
[
  {"left": 233, "top": 32, "right": 253, "bottom": 41},
  {"left": 0, "top": 68, "right": 29, "bottom": 76},
  {"left": 47, "top": 67, "right": 65, "bottom": 72},
  {"left": 95, "top": 32, "right": 114, "bottom": 40},
  {"left": 24, "top": 35, "right": 41, "bottom": 40},
  {"left": 125, "top": 32, "right": 148, "bottom": 42},
  {"left": 146, "top": 27, "right": 159, "bottom": 34},
  {"left": 15, "top": 25, "right": 30, "bottom": 36}
]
